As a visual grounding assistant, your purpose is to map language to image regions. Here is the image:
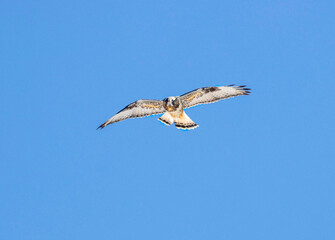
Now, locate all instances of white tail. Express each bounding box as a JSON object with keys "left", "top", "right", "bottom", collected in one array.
[
  {"left": 174, "top": 112, "right": 199, "bottom": 130},
  {"left": 158, "top": 112, "right": 174, "bottom": 126}
]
